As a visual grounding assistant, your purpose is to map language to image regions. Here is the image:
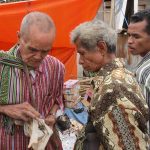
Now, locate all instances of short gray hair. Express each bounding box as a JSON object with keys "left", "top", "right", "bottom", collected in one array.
[
  {"left": 70, "top": 20, "right": 117, "bottom": 53},
  {"left": 20, "top": 11, "right": 55, "bottom": 40}
]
